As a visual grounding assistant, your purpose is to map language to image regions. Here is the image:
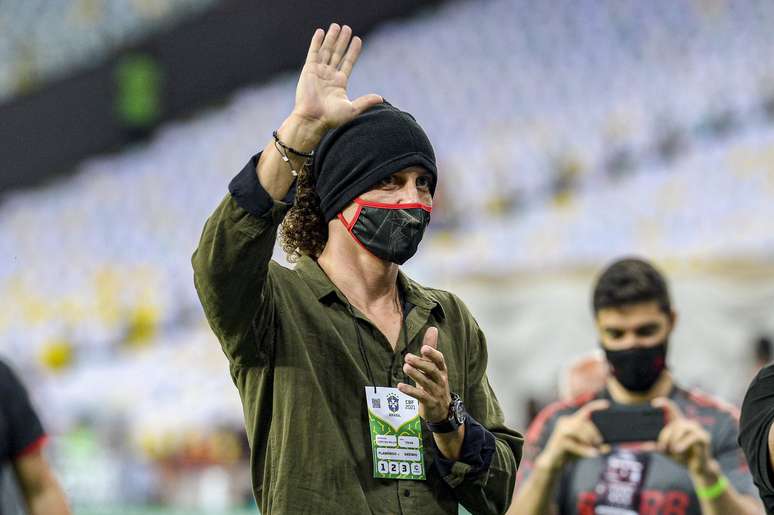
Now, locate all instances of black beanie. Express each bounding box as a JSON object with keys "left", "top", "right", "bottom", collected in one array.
[{"left": 313, "top": 102, "right": 437, "bottom": 222}]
